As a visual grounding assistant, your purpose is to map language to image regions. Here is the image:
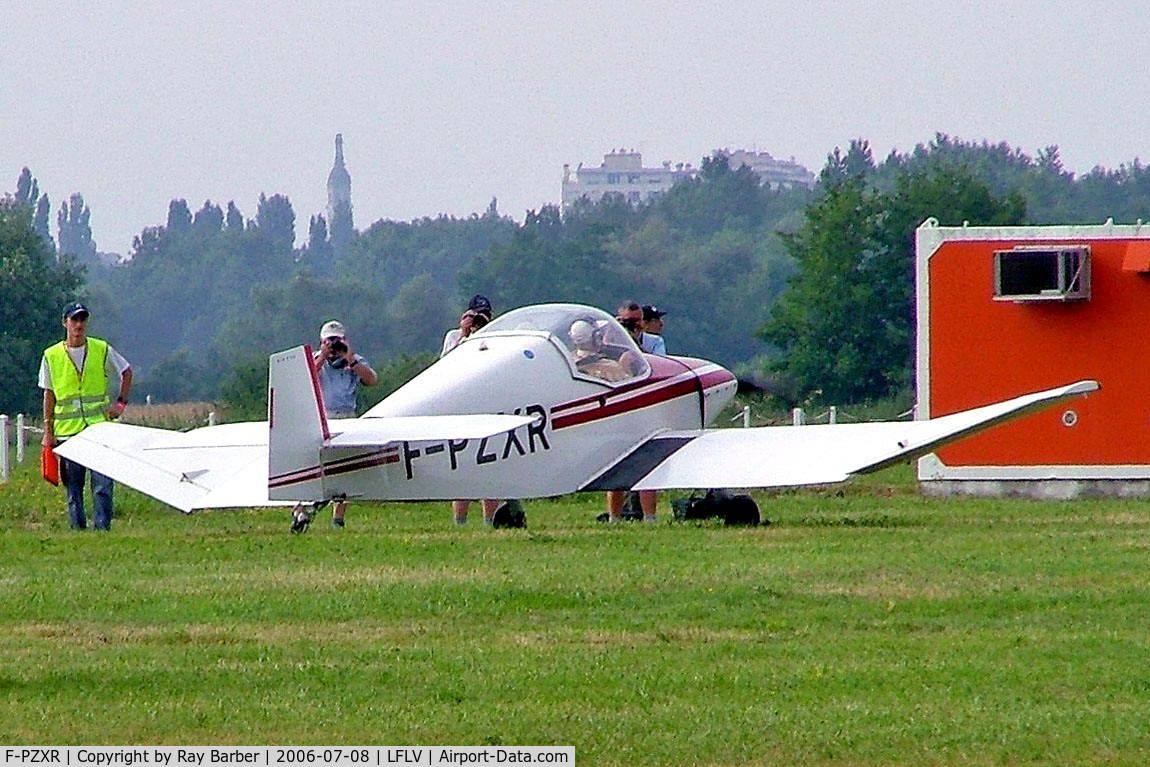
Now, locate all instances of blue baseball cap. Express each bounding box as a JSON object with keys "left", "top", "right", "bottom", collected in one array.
[
  {"left": 468, "top": 294, "right": 492, "bottom": 316},
  {"left": 62, "top": 301, "right": 89, "bottom": 320},
  {"left": 642, "top": 305, "right": 667, "bottom": 321}
]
